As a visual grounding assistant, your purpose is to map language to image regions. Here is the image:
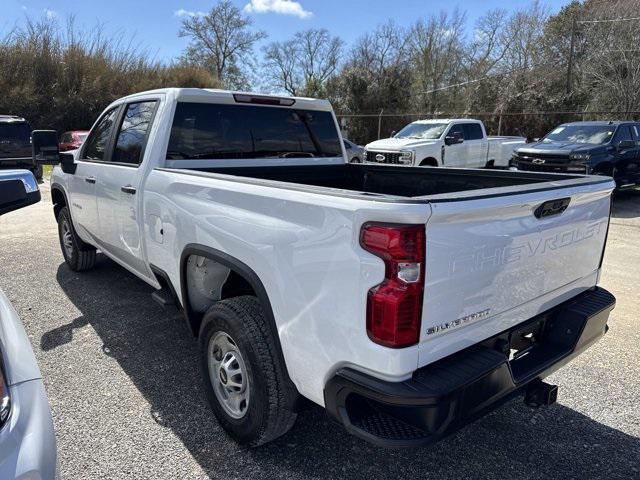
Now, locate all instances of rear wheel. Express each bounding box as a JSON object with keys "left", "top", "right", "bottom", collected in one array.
[
  {"left": 199, "top": 296, "right": 297, "bottom": 446},
  {"left": 57, "top": 207, "right": 96, "bottom": 271}
]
